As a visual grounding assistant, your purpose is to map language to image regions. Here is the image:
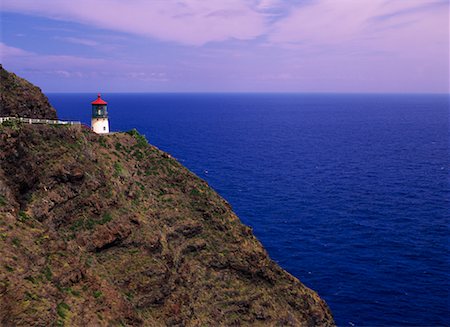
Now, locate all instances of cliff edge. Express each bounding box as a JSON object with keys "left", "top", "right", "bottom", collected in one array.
[{"left": 0, "top": 70, "right": 334, "bottom": 326}]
